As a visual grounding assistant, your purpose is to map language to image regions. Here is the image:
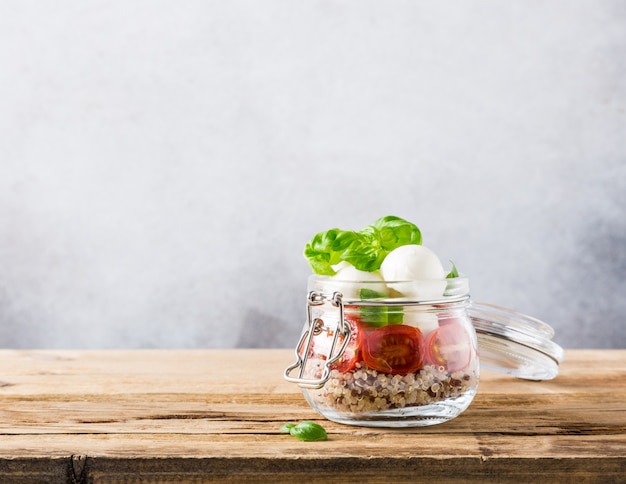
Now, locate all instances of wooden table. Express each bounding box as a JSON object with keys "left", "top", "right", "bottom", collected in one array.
[{"left": 0, "top": 349, "right": 624, "bottom": 483}]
